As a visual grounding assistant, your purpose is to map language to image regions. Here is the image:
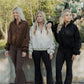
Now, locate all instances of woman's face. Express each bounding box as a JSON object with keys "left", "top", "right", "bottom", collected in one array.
[
  {"left": 37, "top": 13, "right": 44, "bottom": 23},
  {"left": 13, "top": 10, "right": 19, "bottom": 20},
  {"left": 64, "top": 12, "right": 72, "bottom": 23}
]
